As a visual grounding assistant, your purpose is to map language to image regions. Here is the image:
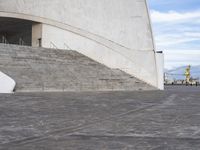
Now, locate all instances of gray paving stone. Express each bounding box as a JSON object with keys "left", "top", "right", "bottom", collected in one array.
[{"left": 0, "top": 86, "right": 200, "bottom": 149}]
